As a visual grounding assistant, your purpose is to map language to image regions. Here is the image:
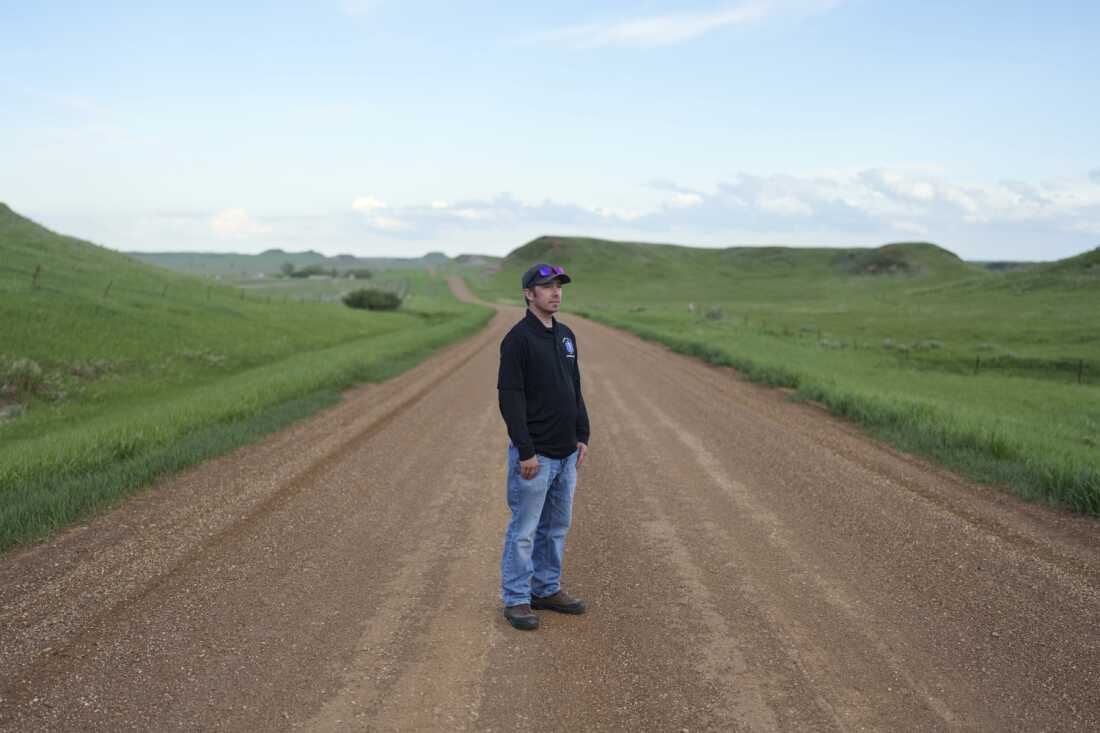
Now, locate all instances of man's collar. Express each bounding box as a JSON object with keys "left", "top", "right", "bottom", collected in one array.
[{"left": 524, "top": 308, "right": 556, "bottom": 332}]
